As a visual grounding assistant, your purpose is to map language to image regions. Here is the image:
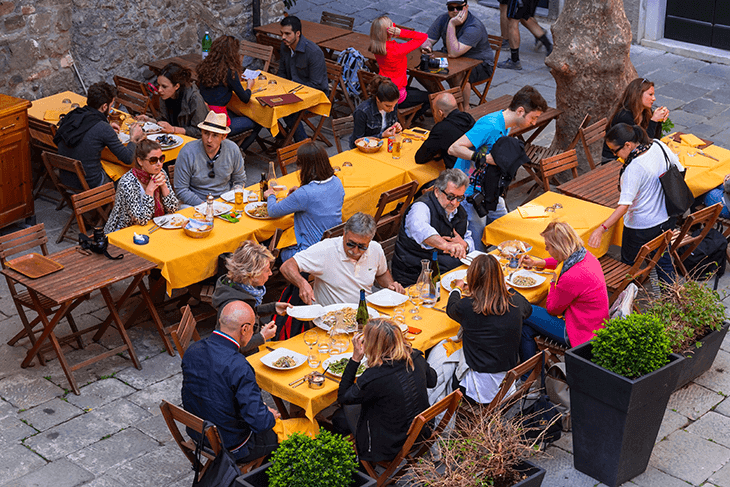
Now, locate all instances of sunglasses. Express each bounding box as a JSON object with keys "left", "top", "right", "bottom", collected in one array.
[
  {"left": 345, "top": 240, "right": 369, "bottom": 252},
  {"left": 440, "top": 190, "right": 466, "bottom": 202},
  {"left": 608, "top": 143, "right": 624, "bottom": 157},
  {"left": 447, "top": 4, "right": 465, "bottom": 11},
  {"left": 146, "top": 155, "right": 166, "bottom": 164},
  {"left": 207, "top": 161, "right": 215, "bottom": 179}
]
